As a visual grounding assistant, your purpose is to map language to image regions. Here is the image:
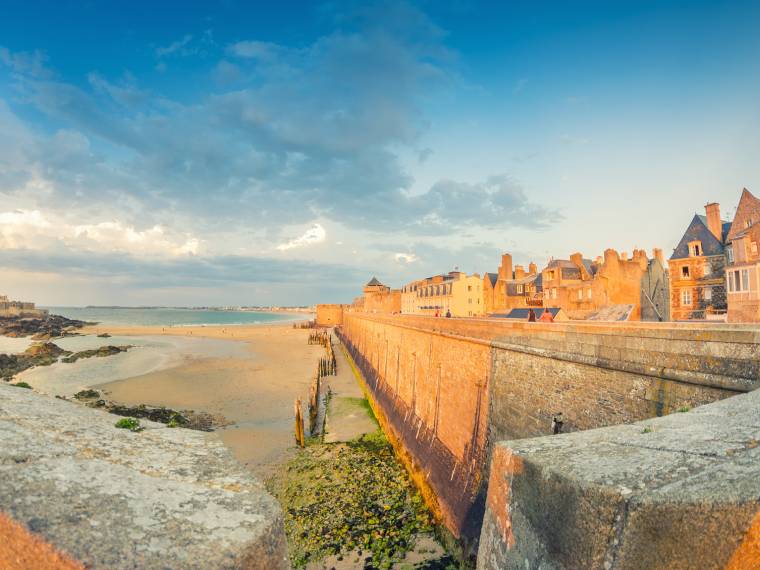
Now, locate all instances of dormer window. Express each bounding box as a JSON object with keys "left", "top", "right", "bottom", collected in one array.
[
  {"left": 682, "top": 266, "right": 690, "bottom": 278},
  {"left": 689, "top": 241, "right": 702, "bottom": 257}
]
